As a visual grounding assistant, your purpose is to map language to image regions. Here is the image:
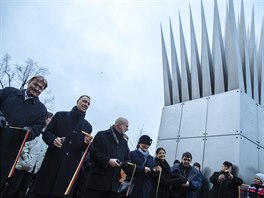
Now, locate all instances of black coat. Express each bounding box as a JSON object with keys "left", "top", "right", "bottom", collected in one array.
[
  {"left": 152, "top": 158, "right": 187, "bottom": 198},
  {"left": 209, "top": 171, "right": 243, "bottom": 198},
  {"left": 86, "top": 127, "right": 130, "bottom": 192},
  {"left": 0, "top": 87, "right": 47, "bottom": 190},
  {"left": 32, "top": 106, "right": 92, "bottom": 197}
]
